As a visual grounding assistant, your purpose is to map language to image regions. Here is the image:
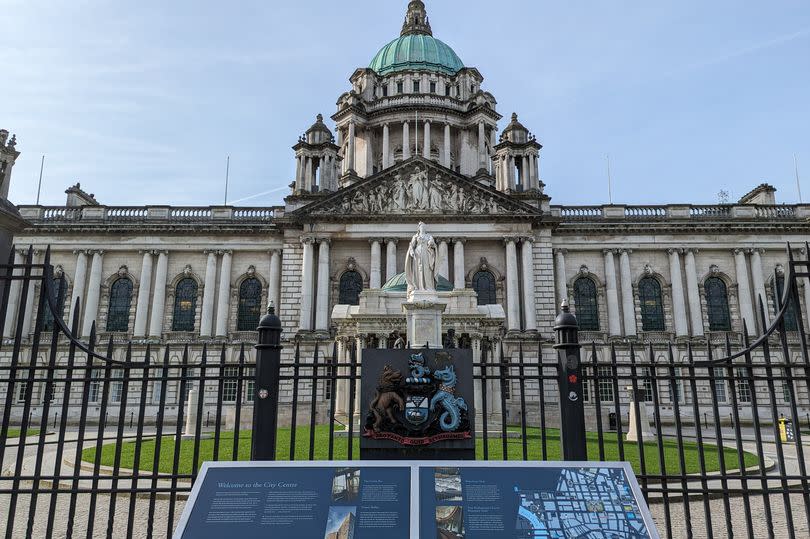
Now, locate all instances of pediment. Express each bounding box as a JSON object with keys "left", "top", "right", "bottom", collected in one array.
[{"left": 292, "top": 157, "right": 541, "bottom": 221}]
